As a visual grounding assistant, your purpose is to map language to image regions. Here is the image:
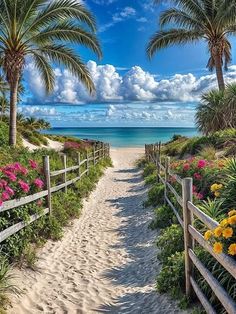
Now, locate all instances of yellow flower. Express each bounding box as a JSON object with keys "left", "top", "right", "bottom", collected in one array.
[
  {"left": 228, "top": 243, "right": 236, "bottom": 256},
  {"left": 211, "top": 184, "right": 218, "bottom": 192},
  {"left": 214, "top": 226, "right": 223, "bottom": 237},
  {"left": 220, "top": 218, "right": 228, "bottom": 227},
  {"left": 213, "top": 242, "right": 223, "bottom": 254},
  {"left": 222, "top": 227, "right": 233, "bottom": 239},
  {"left": 228, "top": 215, "right": 236, "bottom": 225},
  {"left": 218, "top": 184, "right": 223, "bottom": 189},
  {"left": 204, "top": 230, "right": 213, "bottom": 241},
  {"left": 228, "top": 209, "right": 236, "bottom": 217},
  {"left": 214, "top": 191, "right": 220, "bottom": 197}
]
